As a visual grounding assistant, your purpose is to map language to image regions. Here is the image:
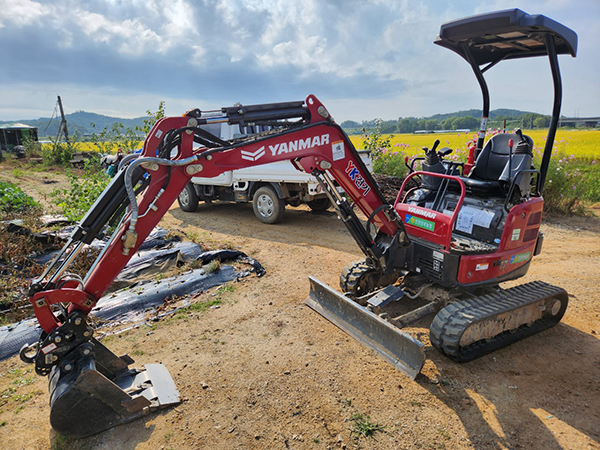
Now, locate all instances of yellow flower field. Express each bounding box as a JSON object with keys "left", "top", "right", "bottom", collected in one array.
[
  {"left": 50, "top": 129, "right": 598, "bottom": 160},
  {"left": 349, "top": 129, "right": 600, "bottom": 160}
]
